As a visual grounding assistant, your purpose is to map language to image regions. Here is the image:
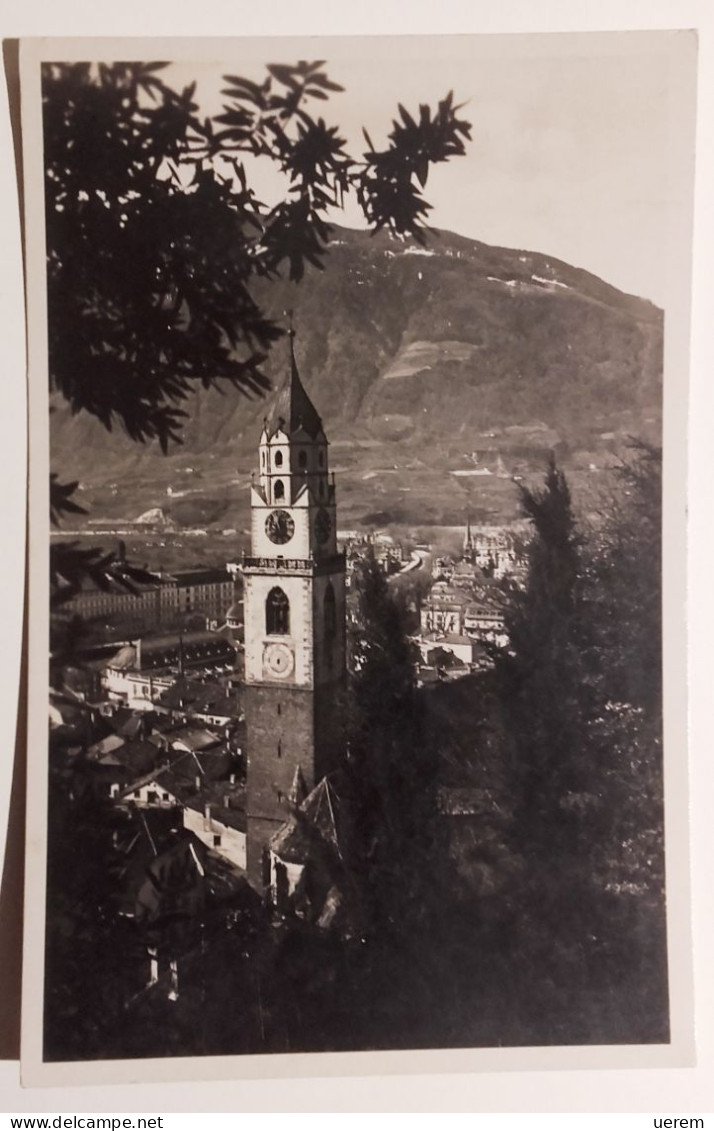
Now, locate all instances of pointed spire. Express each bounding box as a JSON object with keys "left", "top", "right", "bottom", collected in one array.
[
  {"left": 288, "top": 764, "right": 307, "bottom": 807},
  {"left": 288, "top": 309, "right": 298, "bottom": 380},
  {"left": 299, "top": 777, "right": 342, "bottom": 856},
  {"left": 464, "top": 511, "right": 473, "bottom": 551},
  {"left": 264, "top": 318, "right": 323, "bottom": 440}
]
